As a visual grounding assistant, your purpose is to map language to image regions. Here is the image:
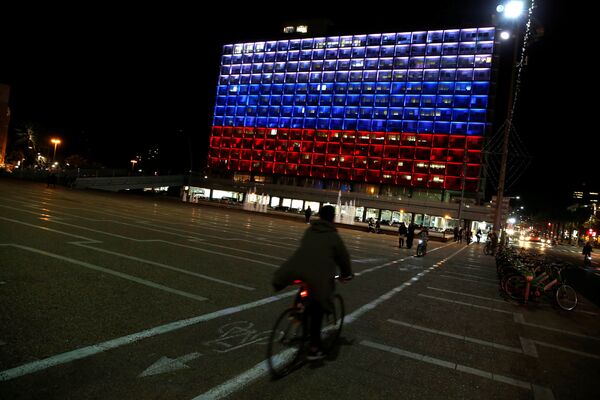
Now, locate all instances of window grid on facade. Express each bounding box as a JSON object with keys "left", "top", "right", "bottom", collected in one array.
[{"left": 211, "top": 27, "right": 495, "bottom": 190}]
